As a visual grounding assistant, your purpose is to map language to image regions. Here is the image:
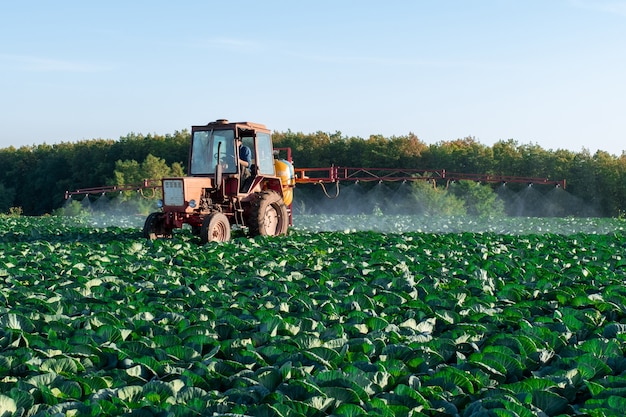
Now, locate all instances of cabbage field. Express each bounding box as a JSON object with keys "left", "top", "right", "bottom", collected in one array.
[{"left": 1, "top": 215, "right": 626, "bottom": 416}]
